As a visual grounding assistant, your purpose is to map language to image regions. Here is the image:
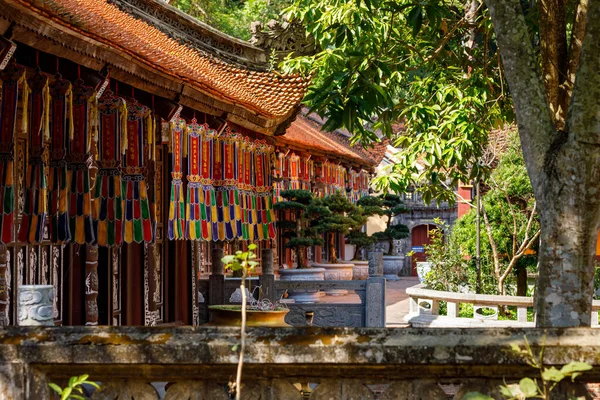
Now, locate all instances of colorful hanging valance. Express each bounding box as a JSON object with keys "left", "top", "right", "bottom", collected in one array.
[
  {"left": 214, "top": 126, "right": 241, "bottom": 241},
  {"left": 94, "top": 91, "right": 127, "bottom": 247},
  {"left": 238, "top": 136, "right": 254, "bottom": 240},
  {"left": 68, "top": 80, "right": 97, "bottom": 245},
  {"left": 253, "top": 140, "right": 275, "bottom": 240},
  {"left": 168, "top": 118, "right": 185, "bottom": 240},
  {"left": 288, "top": 152, "right": 300, "bottom": 190},
  {"left": 122, "top": 100, "right": 153, "bottom": 244},
  {"left": 48, "top": 75, "right": 73, "bottom": 243},
  {"left": 299, "top": 156, "right": 313, "bottom": 191},
  {"left": 186, "top": 119, "right": 216, "bottom": 241},
  {"left": 0, "top": 63, "right": 25, "bottom": 245},
  {"left": 18, "top": 70, "right": 50, "bottom": 244}
]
